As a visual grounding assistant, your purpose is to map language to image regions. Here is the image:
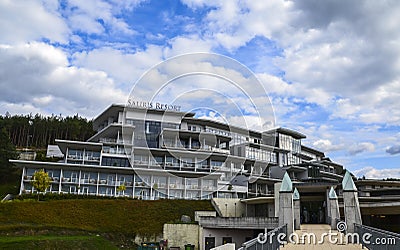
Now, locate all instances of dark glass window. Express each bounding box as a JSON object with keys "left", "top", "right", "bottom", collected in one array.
[
  {"left": 145, "top": 121, "right": 161, "bottom": 148},
  {"left": 102, "top": 157, "right": 130, "bottom": 168}
]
